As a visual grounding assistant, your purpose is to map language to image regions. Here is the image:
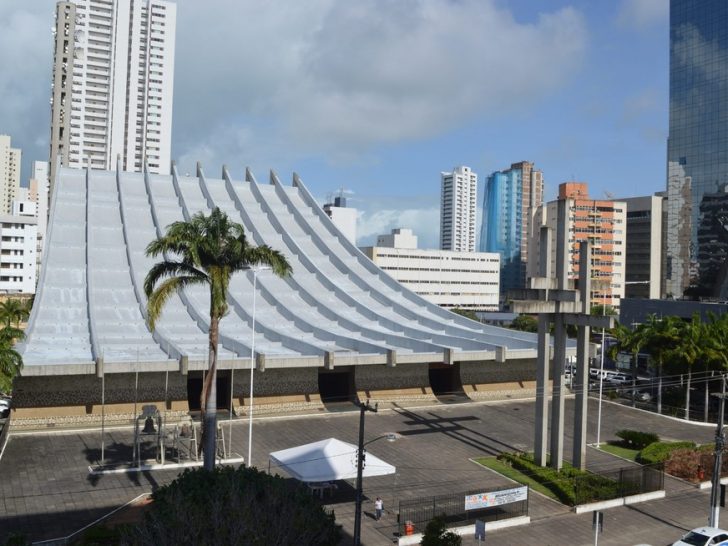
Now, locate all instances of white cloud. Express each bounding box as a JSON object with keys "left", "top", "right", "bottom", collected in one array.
[
  {"left": 616, "top": 0, "right": 668, "bottom": 30},
  {"left": 173, "top": 0, "right": 587, "bottom": 171},
  {"left": 355, "top": 202, "right": 440, "bottom": 249}
]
